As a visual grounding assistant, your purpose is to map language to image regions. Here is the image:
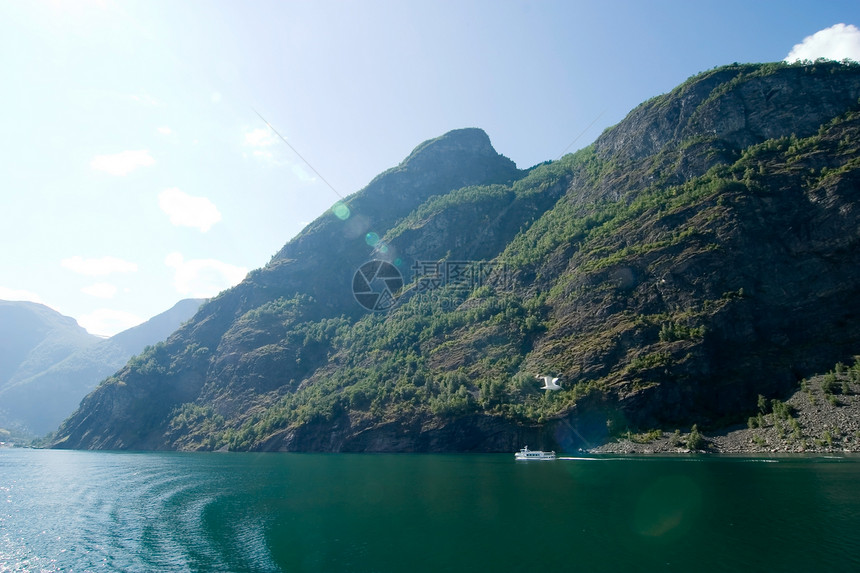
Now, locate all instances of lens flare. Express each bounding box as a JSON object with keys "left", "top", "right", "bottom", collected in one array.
[
  {"left": 332, "top": 202, "right": 351, "bottom": 220},
  {"left": 365, "top": 232, "right": 380, "bottom": 246}
]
